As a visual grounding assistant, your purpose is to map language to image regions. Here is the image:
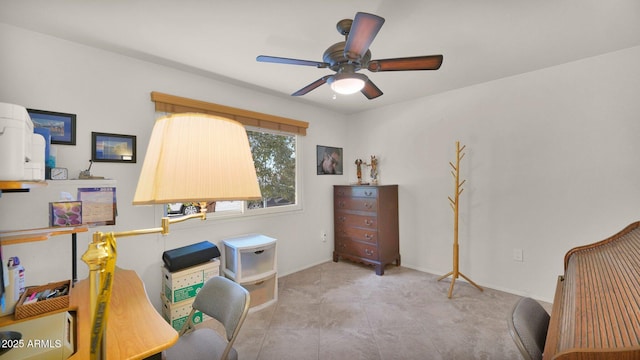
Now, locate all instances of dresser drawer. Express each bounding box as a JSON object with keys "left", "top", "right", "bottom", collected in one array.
[
  {"left": 335, "top": 213, "right": 377, "bottom": 229},
  {"left": 335, "top": 197, "right": 377, "bottom": 212},
  {"left": 336, "top": 239, "right": 378, "bottom": 261},
  {"left": 334, "top": 186, "right": 378, "bottom": 198},
  {"left": 335, "top": 226, "right": 378, "bottom": 244}
]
